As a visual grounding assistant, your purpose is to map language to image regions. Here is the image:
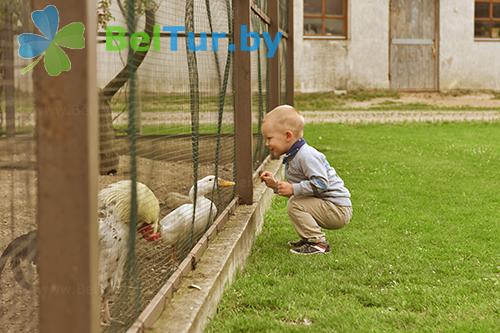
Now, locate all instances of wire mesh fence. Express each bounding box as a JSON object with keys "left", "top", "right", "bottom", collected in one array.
[
  {"left": 0, "top": 0, "right": 291, "bottom": 331},
  {"left": 0, "top": 133, "right": 38, "bottom": 333},
  {"left": 97, "top": 0, "right": 236, "bottom": 331},
  {"left": 0, "top": 0, "right": 38, "bottom": 332}
]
